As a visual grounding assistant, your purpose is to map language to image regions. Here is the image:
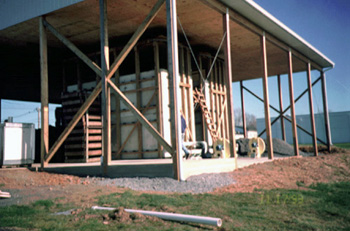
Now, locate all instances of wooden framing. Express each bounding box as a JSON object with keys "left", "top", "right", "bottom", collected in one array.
[
  {"left": 223, "top": 8, "right": 236, "bottom": 158},
  {"left": 288, "top": 50, "right": 299, "bottom": 156},
  {"left": 39, "top": 16, "right": 49, "bottom": 169},
  {"left": 167, "top": 0, "right": 182, "bottom": 181},
  {"left": 43, "top": 0, "right": 165, "bottom": 164},
  {"left": 240, "top": 81, "right": 247, "bottom": 138},
  {"left": 307, "top": 63, "right": 318, "bottom": 156},
  {"left": 261, "top": 32, "right": 273, "bottom": 159},
  {"left": 277, "top": 75, "right": 286, "bottom": 141},
  {"left": 321, "top": 71, "right": 332, "bottom": 152}
]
